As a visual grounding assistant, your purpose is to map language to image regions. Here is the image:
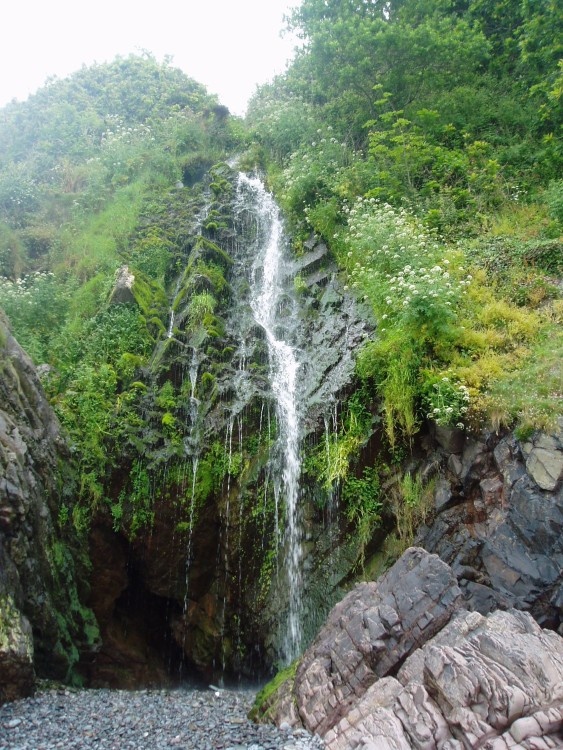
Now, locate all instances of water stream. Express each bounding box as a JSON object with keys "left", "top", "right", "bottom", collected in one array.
[{"left": 236, "top": 173, "right": 303, "bottom": 663}]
